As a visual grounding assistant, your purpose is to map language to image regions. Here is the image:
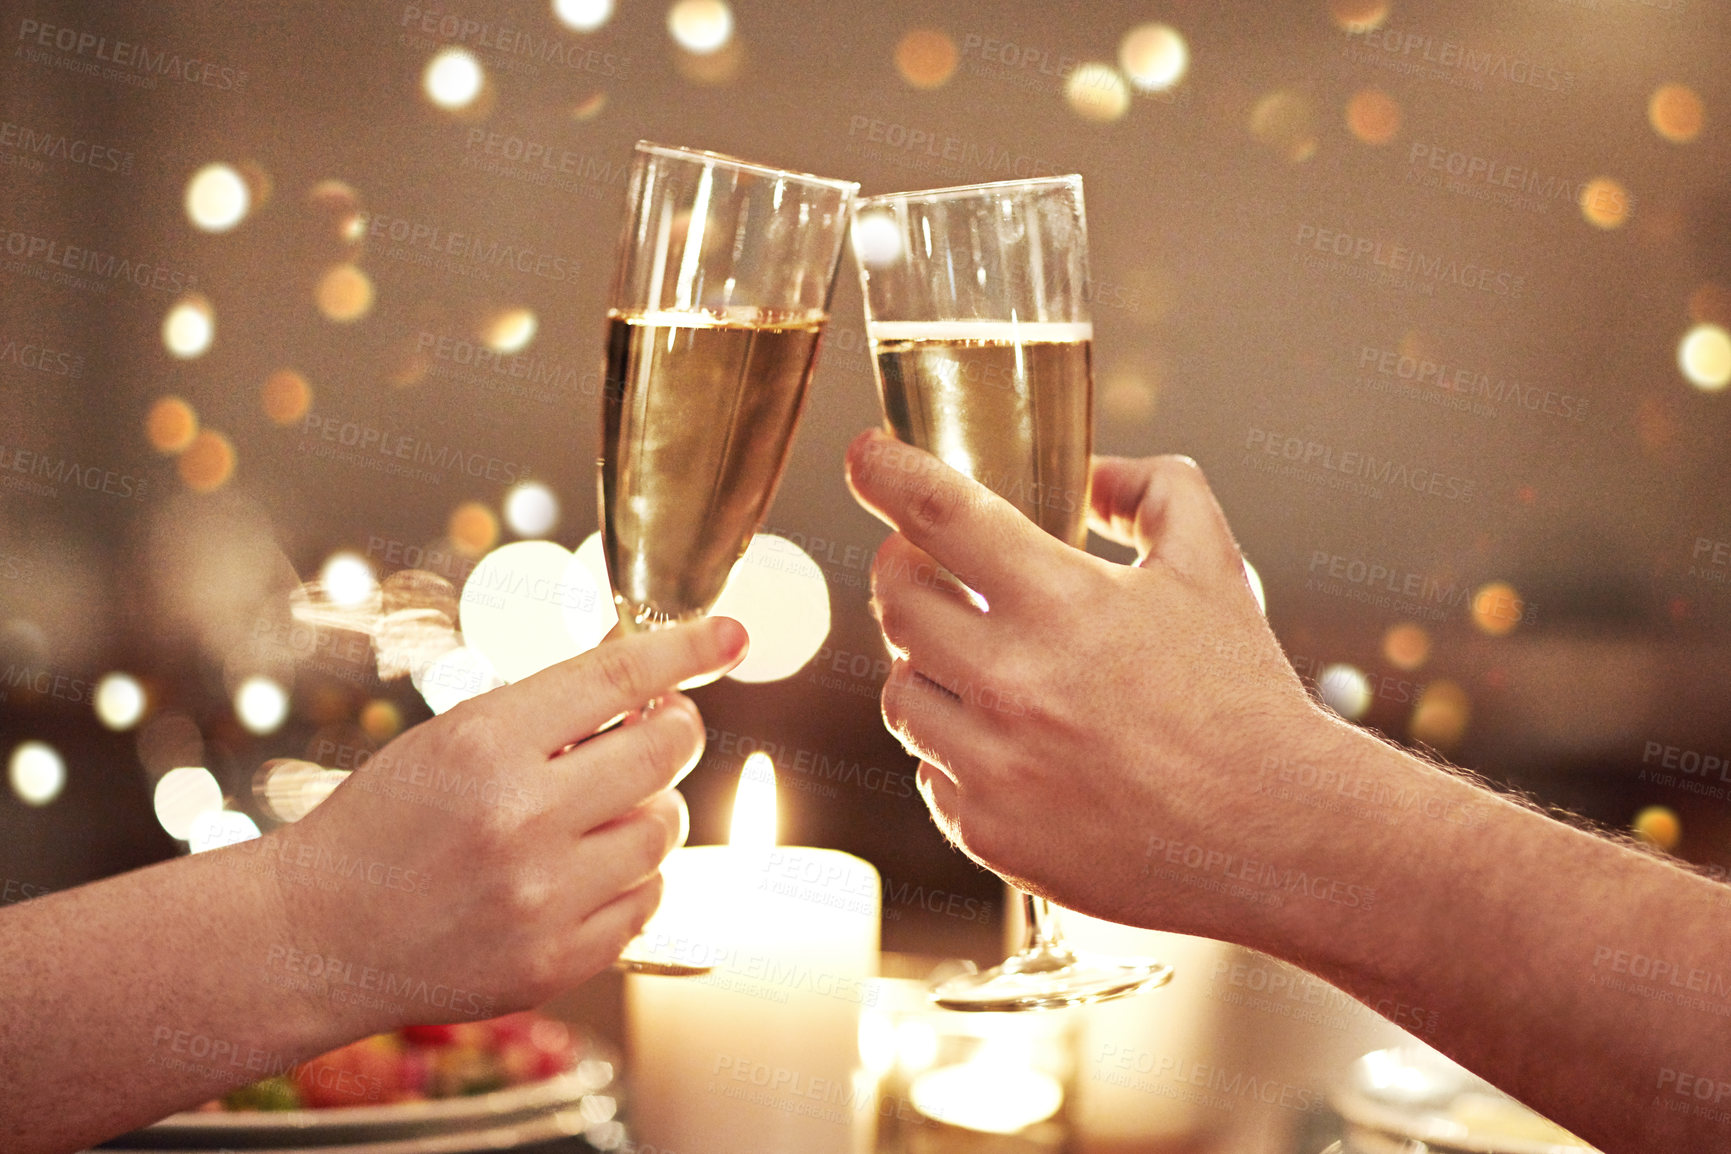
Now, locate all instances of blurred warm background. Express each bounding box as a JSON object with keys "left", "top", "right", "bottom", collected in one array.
[{"left": 2, "top": 0, "right": 1728, "bottom": 1147}]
